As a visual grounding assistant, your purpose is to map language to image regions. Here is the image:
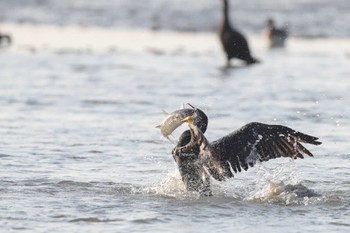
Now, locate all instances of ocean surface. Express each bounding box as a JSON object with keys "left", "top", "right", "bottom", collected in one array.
[{"left": 1, "top": 1, "right": 350, "bottom": 233}]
